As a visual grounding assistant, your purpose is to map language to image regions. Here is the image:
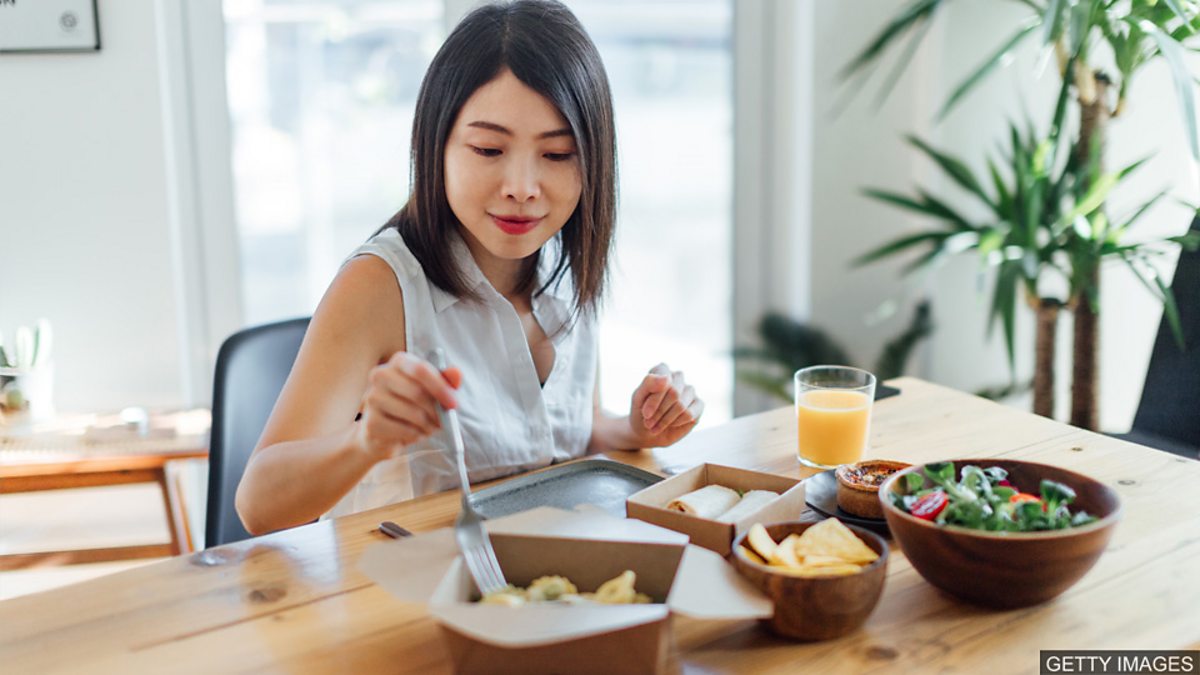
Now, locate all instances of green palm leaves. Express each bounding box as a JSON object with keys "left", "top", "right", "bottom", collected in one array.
[
  {"left": 856, "top": 121, "right": 1197, "bottom": 371},
  {"left": 846, "top": 0, "right": 1200, "bottom": 427},
  {"left": 846, "top": 0, "right": 1200, "bottom": 161},
  {"left": 733, "top": 303, "right": 934, "bottom": 404},
  {"left": 856, "top": 125, "right": 1056, "bottom": 371}
]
